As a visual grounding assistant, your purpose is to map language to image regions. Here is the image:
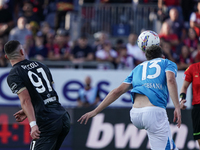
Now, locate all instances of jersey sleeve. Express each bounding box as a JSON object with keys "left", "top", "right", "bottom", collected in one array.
[
  {"left": 7, "top": 73, "right": 26, "bottom": 94},
  {"left": 165, "top": 60, "right": 177, "bottom": 77},
  {"left": 184, "top": 66, "right": 193, "bottom": 82},
  {"left": 123, "top": 71, "right": 133, "bottom": 84}
]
